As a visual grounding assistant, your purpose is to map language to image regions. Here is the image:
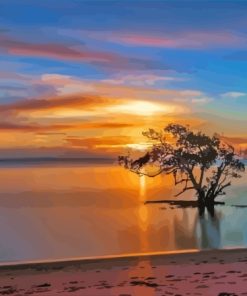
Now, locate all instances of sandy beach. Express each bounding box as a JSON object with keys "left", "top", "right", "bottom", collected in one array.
[{"left": 0, "top": 249, "right": 247, "bottom": 296}]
